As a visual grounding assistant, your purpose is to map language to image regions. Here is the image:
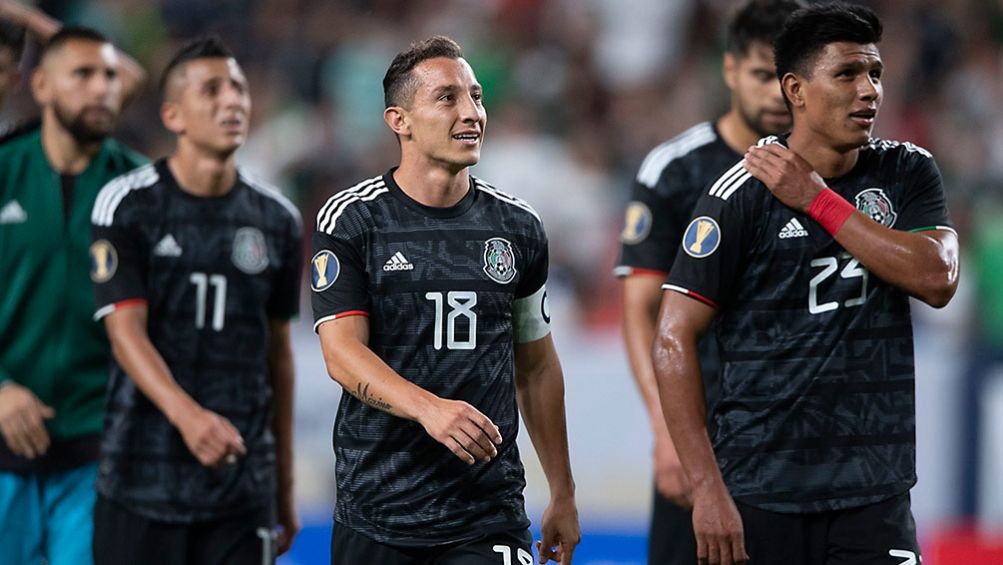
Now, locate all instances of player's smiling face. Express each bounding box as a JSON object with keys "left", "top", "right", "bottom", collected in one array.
[
  {"left": 163, "top": 57, "right": 251, "bottom": 156},
  {"left": 400, "top": 57, "right": 486, "bottom": 171},
  {"left": 794, "top": 41, "right": 882, "bottom": 150},
  {"left": 726, "top": 41, "right": 790, "bottom": 137}
]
